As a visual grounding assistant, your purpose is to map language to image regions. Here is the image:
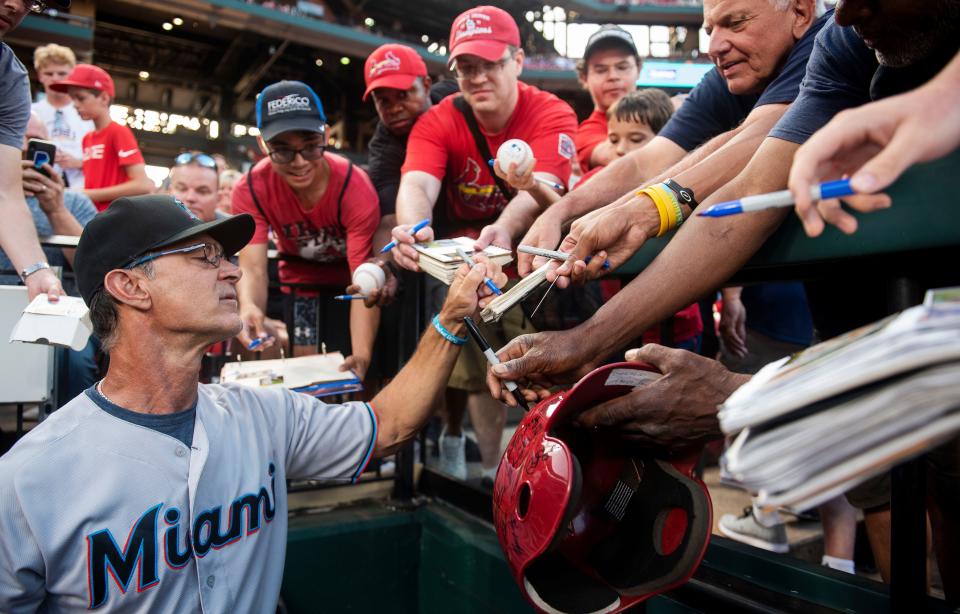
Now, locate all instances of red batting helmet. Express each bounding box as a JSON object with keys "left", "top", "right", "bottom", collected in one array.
[{"left": 493, "top": 362, "right": 712, "bottom": 614}]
